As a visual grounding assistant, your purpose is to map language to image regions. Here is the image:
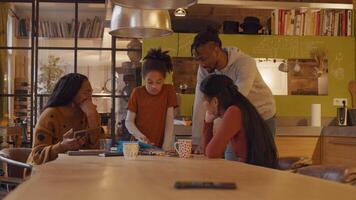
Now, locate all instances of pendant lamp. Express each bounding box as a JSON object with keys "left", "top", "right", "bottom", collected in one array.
[{"left": 109, "top": 5, "right": 173, "bottom": 38}]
